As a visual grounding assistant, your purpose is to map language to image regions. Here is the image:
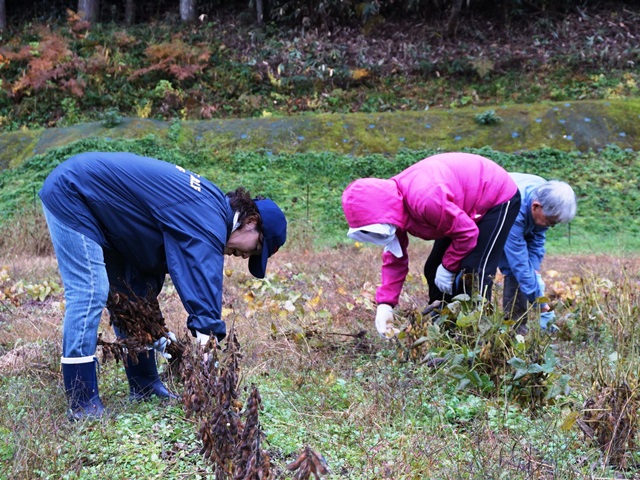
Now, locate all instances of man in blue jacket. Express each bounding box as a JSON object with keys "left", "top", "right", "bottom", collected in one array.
[
  {"left": 498, "top": 173, "right": 576, "bottom": 334},
  {"left": 39, "top": 152, "right": 287, "bottom": 420}
]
